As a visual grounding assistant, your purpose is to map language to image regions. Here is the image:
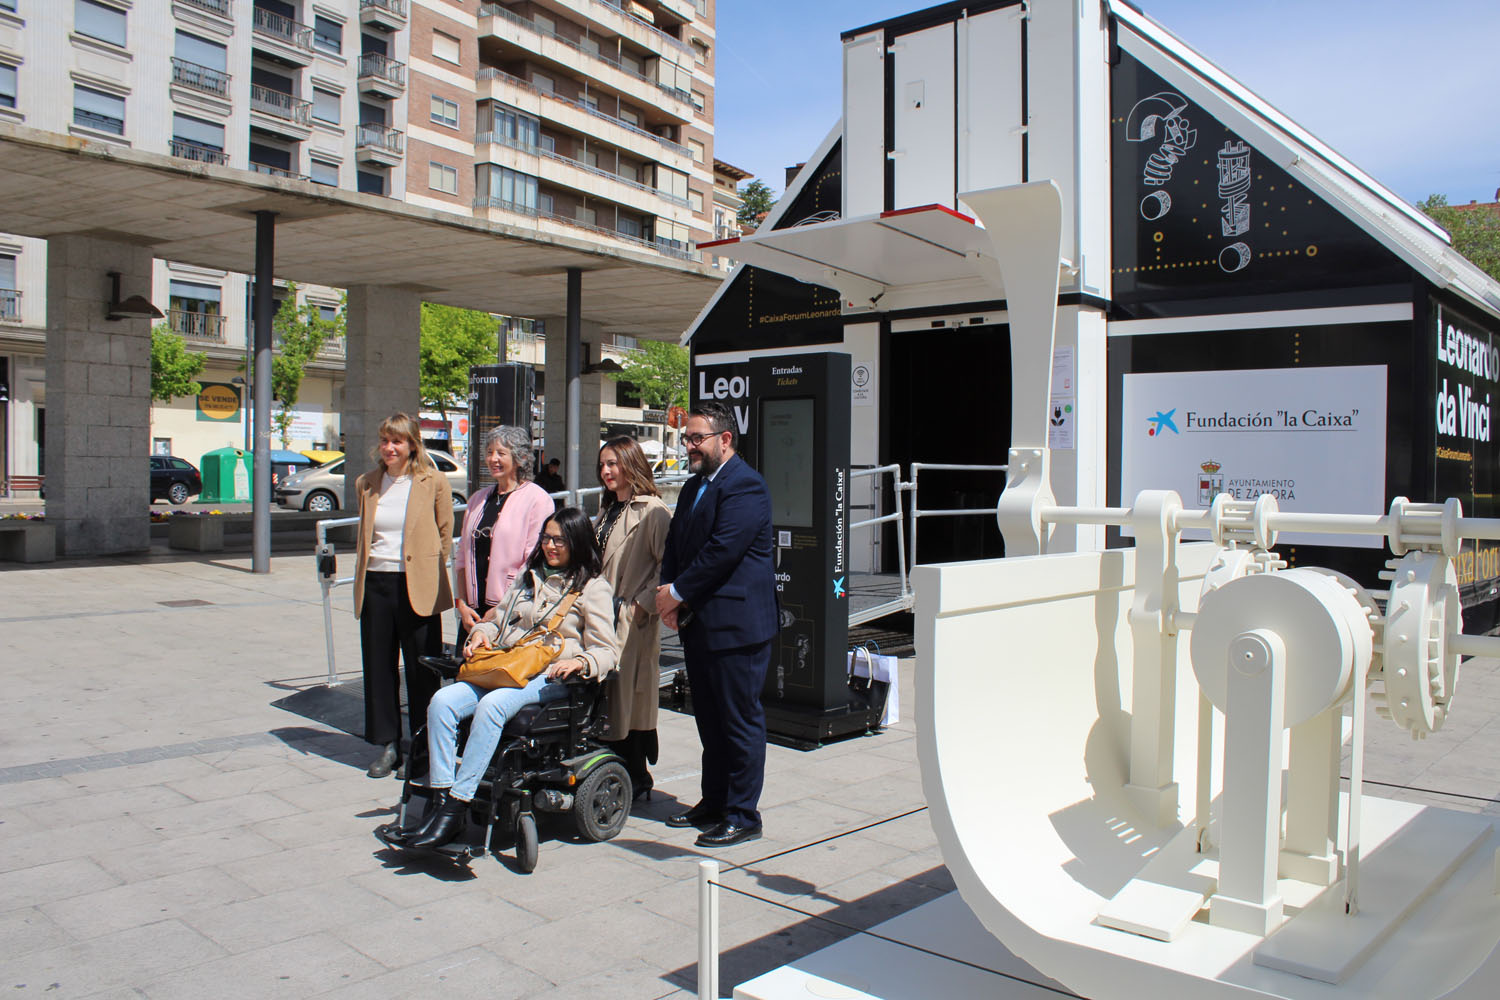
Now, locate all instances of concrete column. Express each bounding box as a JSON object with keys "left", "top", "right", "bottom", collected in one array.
[
  {"left": 343, "top": 285, "right": 421, "bottom": 482},
  {"left": 541, "top": 314, "right": 603, "bottom": 490},
  {"left": 44, "top": 235, "right": 154, "bottom": 557}
]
